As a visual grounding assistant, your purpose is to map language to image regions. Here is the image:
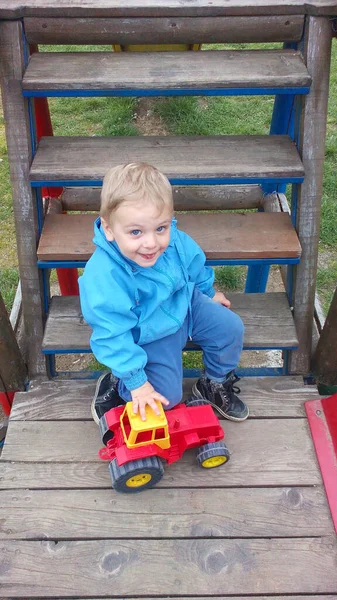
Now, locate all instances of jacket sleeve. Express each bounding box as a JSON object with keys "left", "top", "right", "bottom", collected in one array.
[
  {"left": 79, "top": 268, "right": 148, "bottom": 391},
  {"left": 178, "top": 230, "right": 215, "bottom": 298}
]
